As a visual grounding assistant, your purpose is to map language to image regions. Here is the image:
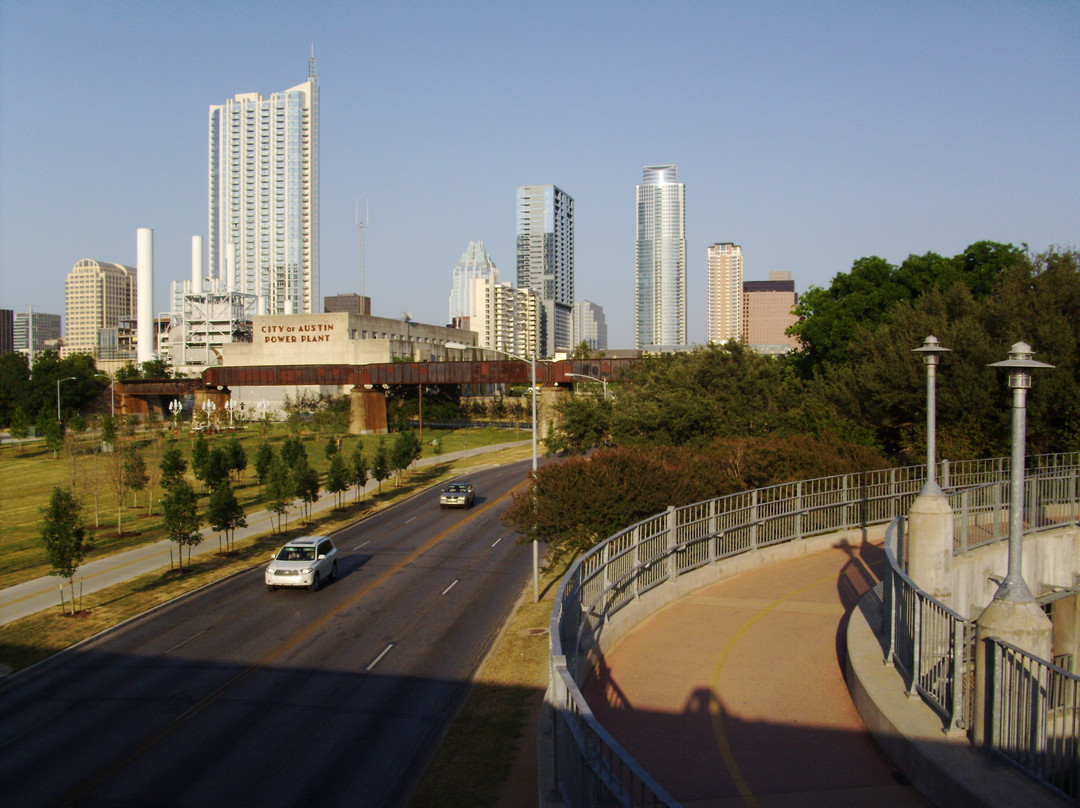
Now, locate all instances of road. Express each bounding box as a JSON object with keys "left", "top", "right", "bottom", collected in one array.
[{"left": 0, "top": 460, "right": 533, "bottom": 808}]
